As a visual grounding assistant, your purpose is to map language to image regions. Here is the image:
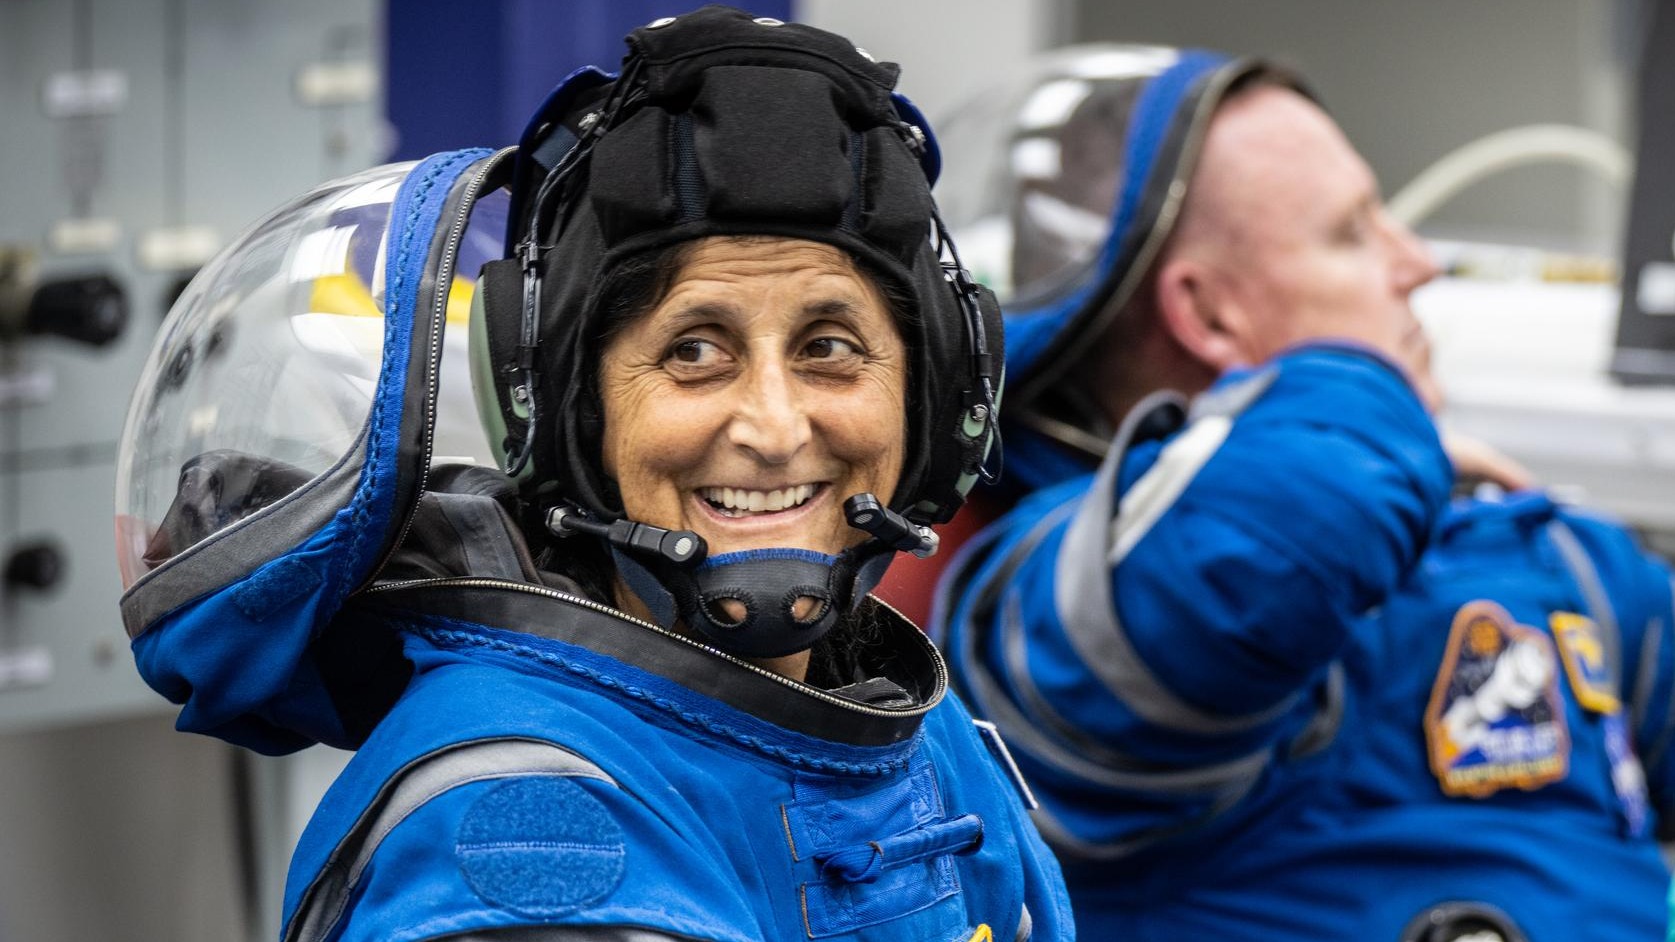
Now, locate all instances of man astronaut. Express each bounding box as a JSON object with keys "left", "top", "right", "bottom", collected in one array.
[{"left": 934, "top": 46, "right": 1675, "bottom": 940}]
